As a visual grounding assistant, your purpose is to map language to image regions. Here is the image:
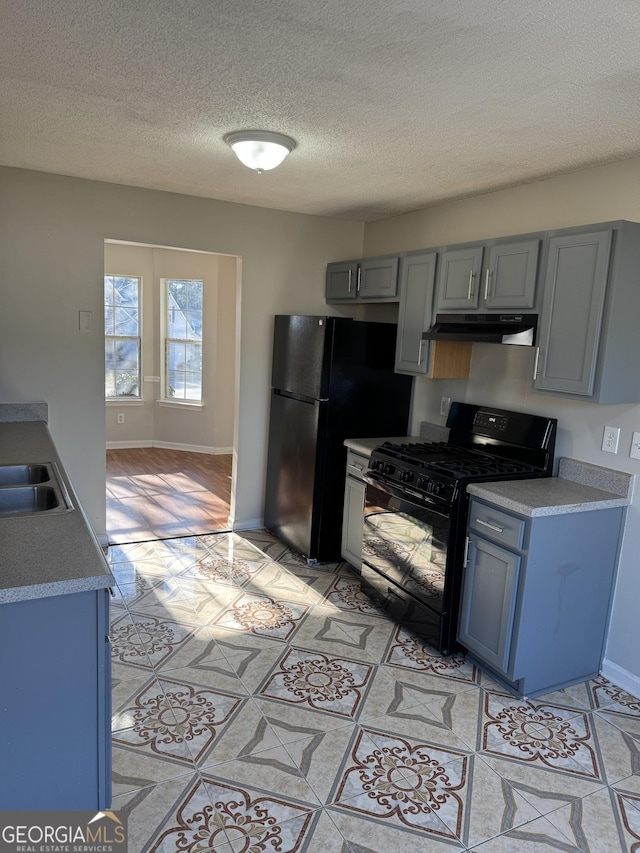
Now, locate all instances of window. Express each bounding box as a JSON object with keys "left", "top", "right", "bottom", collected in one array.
[
  {"left": 104, "top": 275, "right": 141, "bottom": 399},
  {"left": 164, "top": 279, "right": 203, "bottom": 402}
]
